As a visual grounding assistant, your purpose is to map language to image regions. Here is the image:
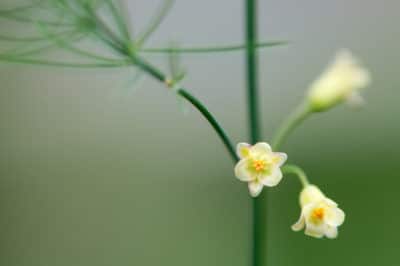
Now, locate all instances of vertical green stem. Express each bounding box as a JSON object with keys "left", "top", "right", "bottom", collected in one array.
[
  {"left": 244, "top": 1, "right": 265, "bottom": 266},
  {"left": 245, "top": 0, "right": 260, "bottom": 143}
]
